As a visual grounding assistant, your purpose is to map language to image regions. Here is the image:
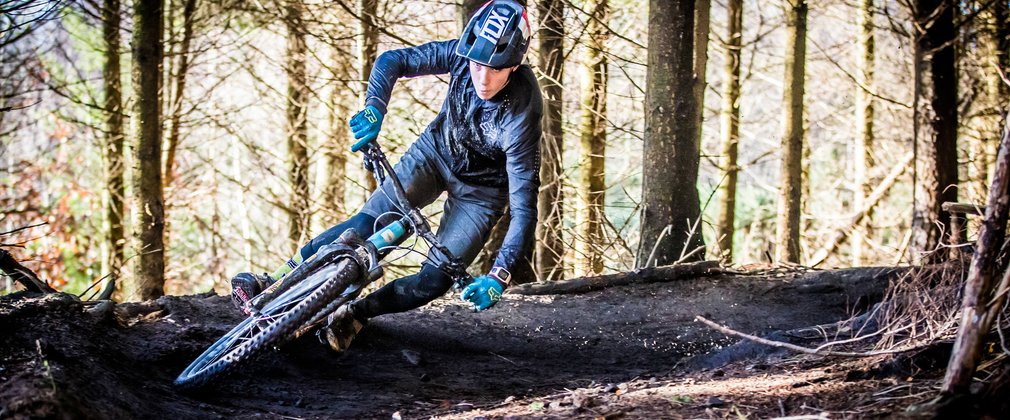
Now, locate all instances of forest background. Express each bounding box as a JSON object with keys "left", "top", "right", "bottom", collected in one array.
[{"left": 1, "top": 0, "right": 1005, "bottom": 301}]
